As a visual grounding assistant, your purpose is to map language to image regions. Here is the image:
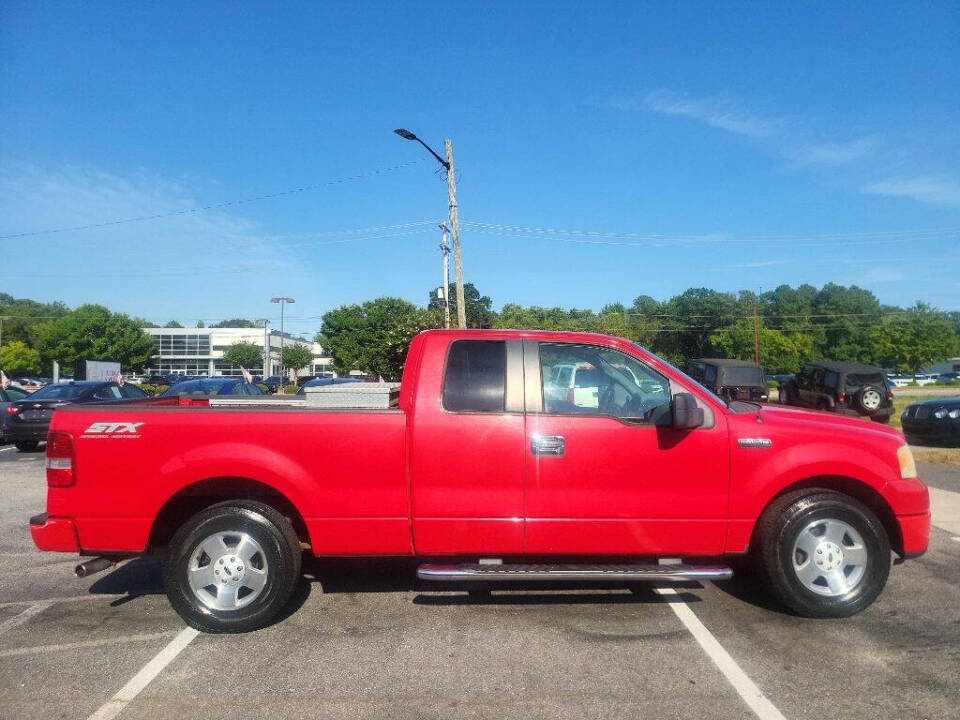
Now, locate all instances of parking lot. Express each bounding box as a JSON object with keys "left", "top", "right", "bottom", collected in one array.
[{"left": 1, "top": 445, "right": 958, "bottom": 720}]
